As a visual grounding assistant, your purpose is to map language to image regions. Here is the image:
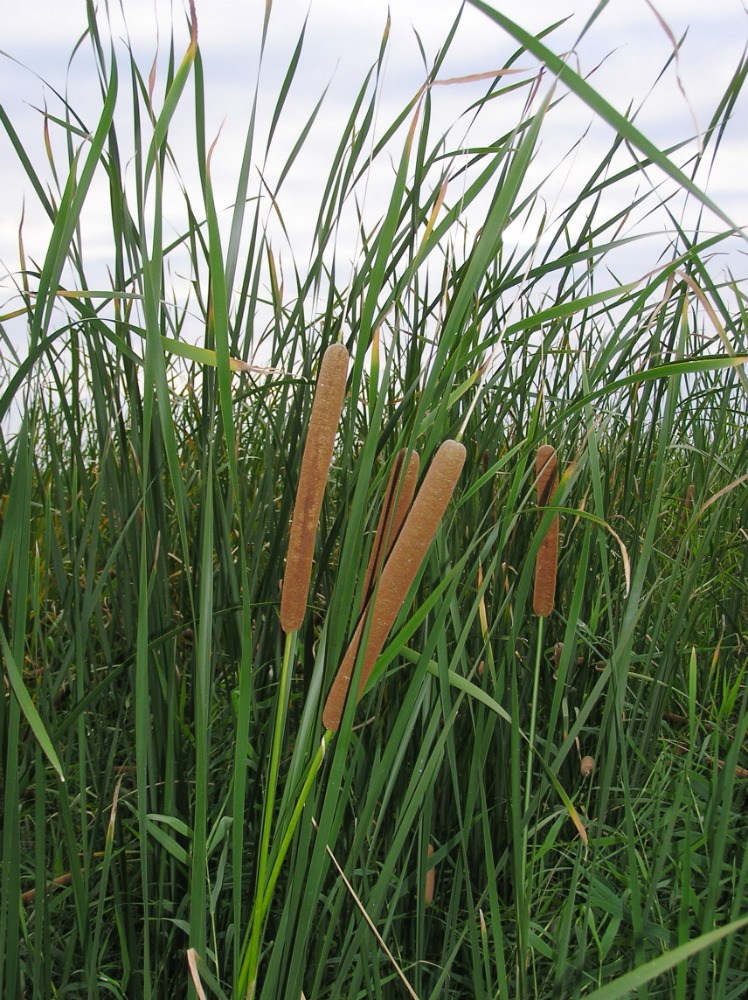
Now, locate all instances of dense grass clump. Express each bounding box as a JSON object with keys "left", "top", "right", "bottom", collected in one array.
[{"left": 1, "top": 2, "right": 748, "bottom": 998}]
